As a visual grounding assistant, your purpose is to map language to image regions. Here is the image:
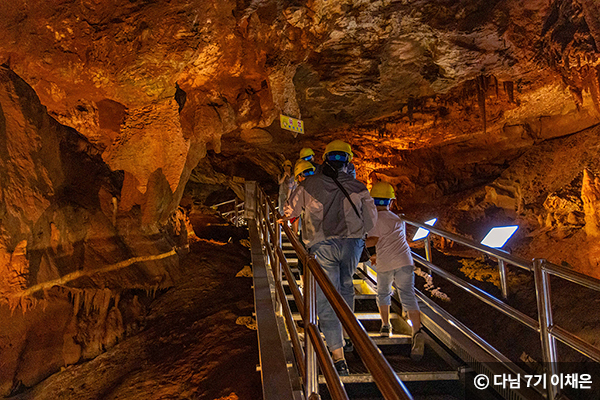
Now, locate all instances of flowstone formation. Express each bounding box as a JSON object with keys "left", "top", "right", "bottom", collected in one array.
[{"left": 1, "top": 0, "right": 600, "bottom": 396}]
